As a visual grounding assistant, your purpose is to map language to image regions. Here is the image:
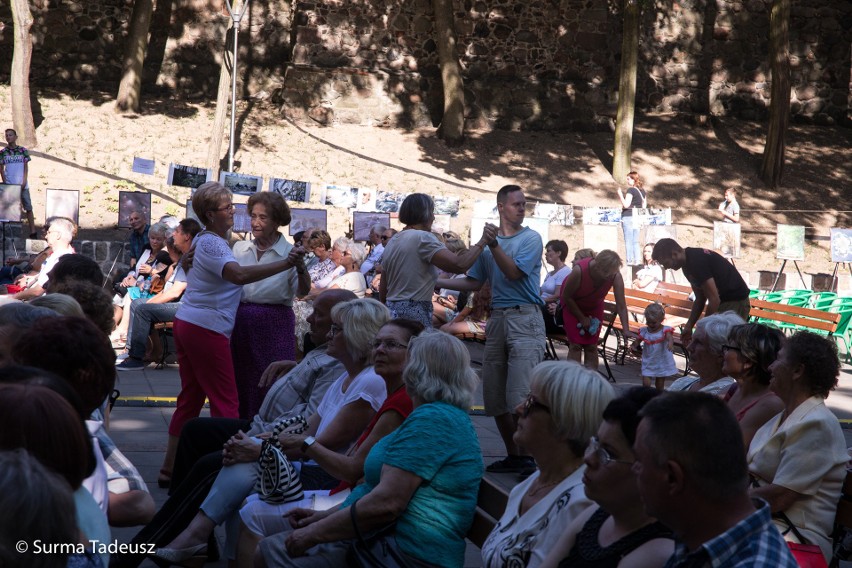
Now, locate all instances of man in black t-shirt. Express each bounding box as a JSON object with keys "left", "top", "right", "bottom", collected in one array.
[{"left": 652, "top": 238, "right": 750, "bottom": 344}]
